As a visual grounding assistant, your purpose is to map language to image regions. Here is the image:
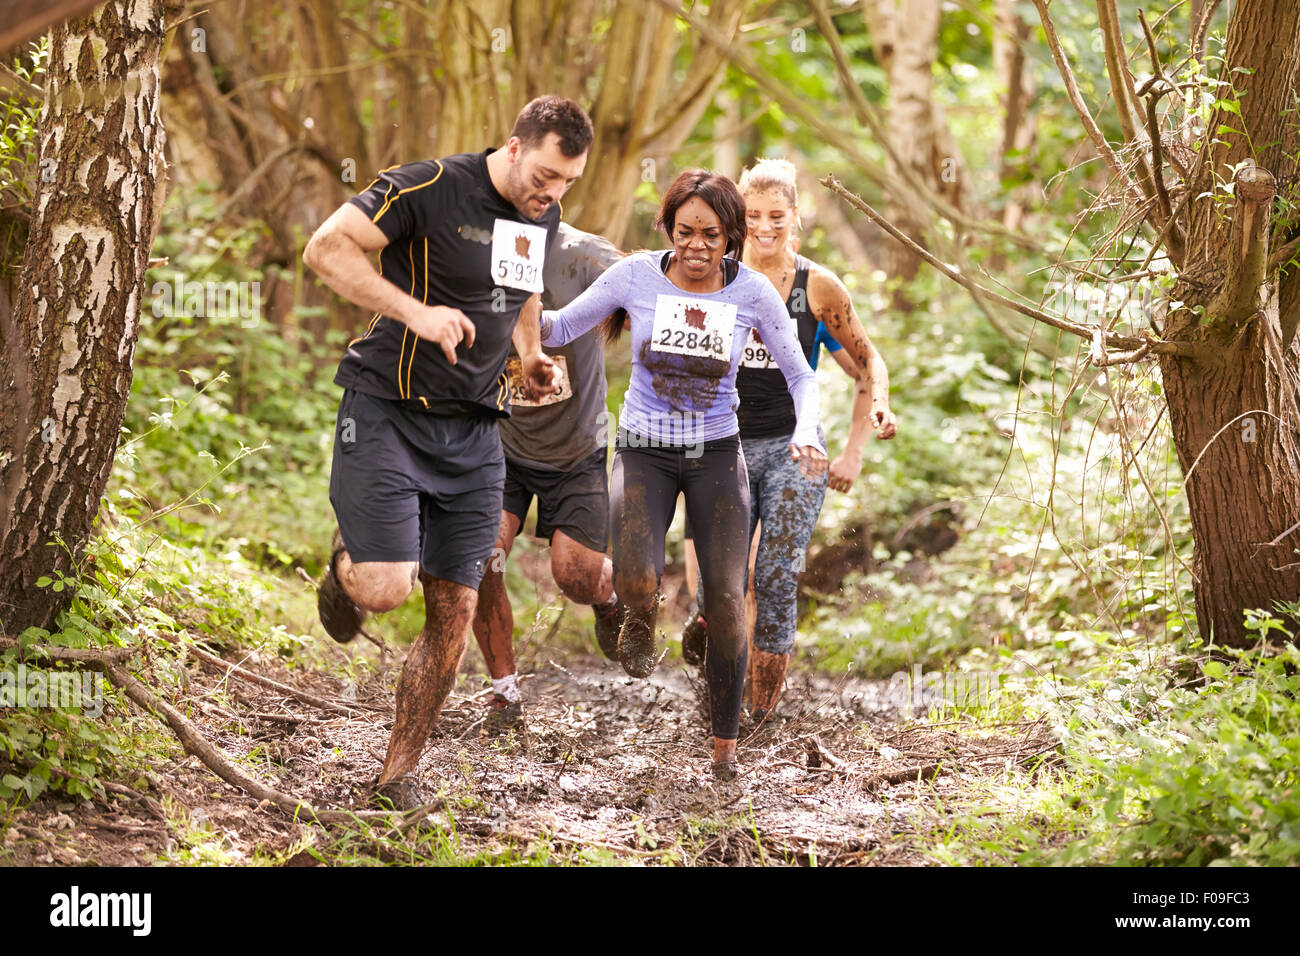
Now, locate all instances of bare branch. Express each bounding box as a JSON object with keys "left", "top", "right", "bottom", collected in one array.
[
  {"left": 1031, "top": 0, "right": 1143, "bottom": 204},
  {"left": 645, "top": 0, "right": 1042, "bottom": 252},
  {"left": 0, "top": 63, "right": 42, "bottom": 100},
  {"left": 1268, "top": 235, "right": 1300, "bottom": 270},
  {"left": 1137, "top": 9, "right": 1187, "bottom": 263},
  {"left": 0, "top": 0, "right": 103, "bottom": 52},
  {"left": 1191, "top": 0, "right": 1224, "bottom": 58},
  {"left": 820, "top": 174, "right": 1195, "bottom": 358},
  {"left": 1095, "top": 0, "right": 1144, "bottom": 144}
]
